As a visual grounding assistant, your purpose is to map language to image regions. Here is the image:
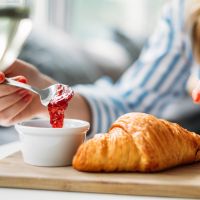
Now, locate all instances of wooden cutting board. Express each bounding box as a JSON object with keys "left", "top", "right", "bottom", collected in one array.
[{"left": 0, "top": 152, "right": 200, "bottom": 198}]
